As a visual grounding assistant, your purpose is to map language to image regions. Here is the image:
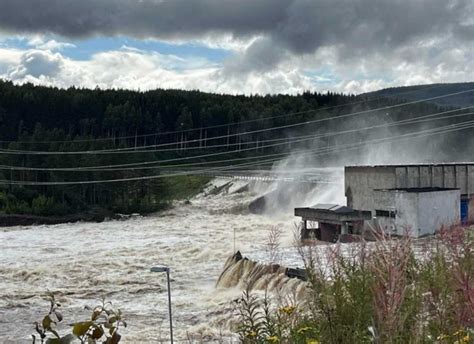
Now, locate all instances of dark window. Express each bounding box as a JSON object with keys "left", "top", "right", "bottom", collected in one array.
[{"left": 375, "top": 209, "right": 396, "bottom": 218}]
